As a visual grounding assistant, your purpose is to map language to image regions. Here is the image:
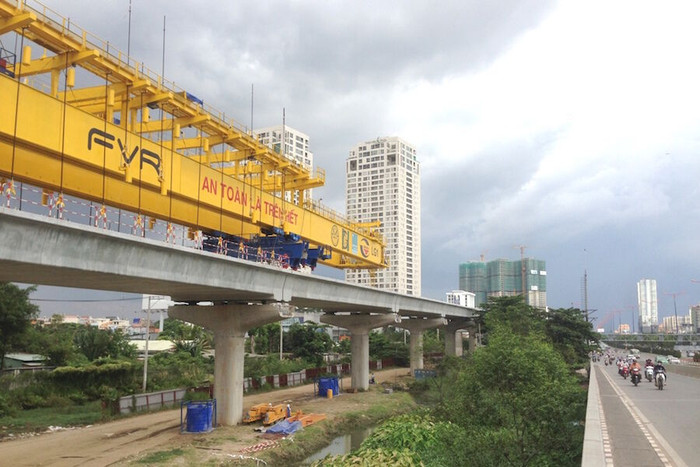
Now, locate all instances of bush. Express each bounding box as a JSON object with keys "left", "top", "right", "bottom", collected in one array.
[
  {"left": 43, "top": 394, "right": 73, "bottom": 408},
  {"left": 313, "top": 447, "right": 420, "bottom": 466},
  {"left": 243, "top": 354, "right": 307, "bottom": 378},
  {"left": 437, "top": 328, "right": 585, "bottom": 466},
  {"left": 0, "top": 393, "right": 15, "bottom": 417},
  {"left": 148, "top": 351, "right": 212, "bottom": 390},
  {"left": 50, "top": 361, "right": 137, "bottom": 399},
  {"left": 11, "top": 392, "right": 47, "bottom": 410},
  {"left": 68, "top": 391, "right": 89, "bottom": 405},
  {"left": 183, "top": 390, "right": 212, "bottom": 402}
]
